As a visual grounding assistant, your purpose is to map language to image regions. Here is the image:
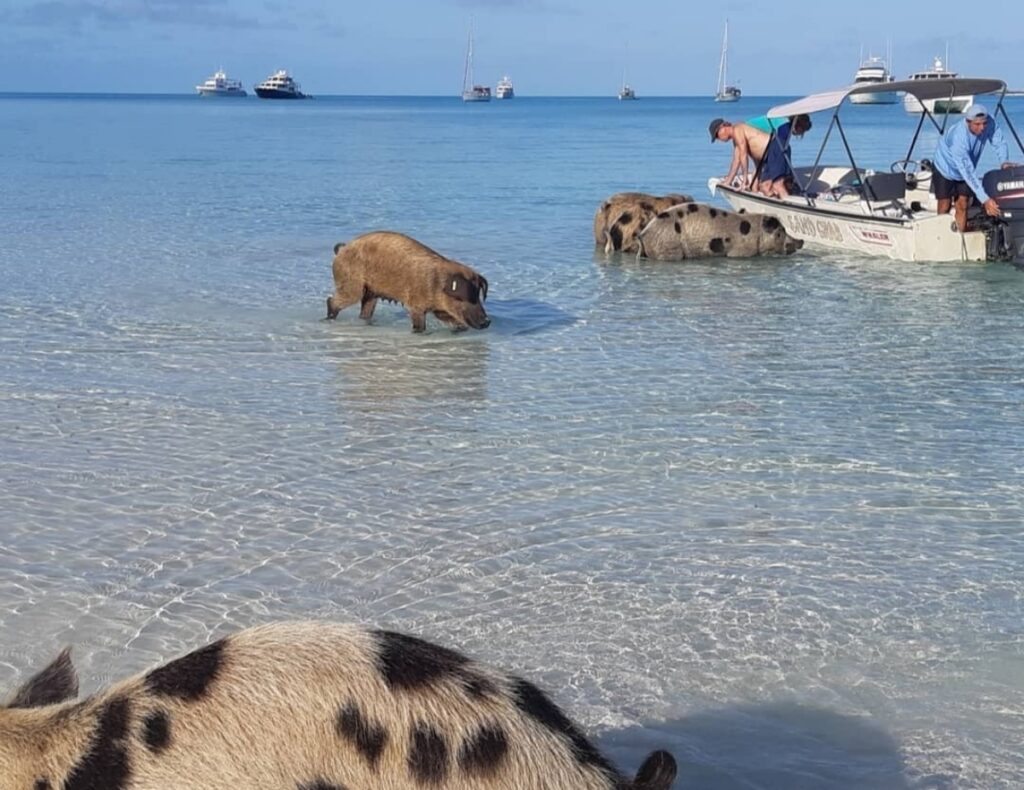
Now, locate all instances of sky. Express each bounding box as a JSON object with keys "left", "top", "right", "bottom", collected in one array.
[{"left": 3, "top": 0, "right": 1023, "bottom": 96}]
